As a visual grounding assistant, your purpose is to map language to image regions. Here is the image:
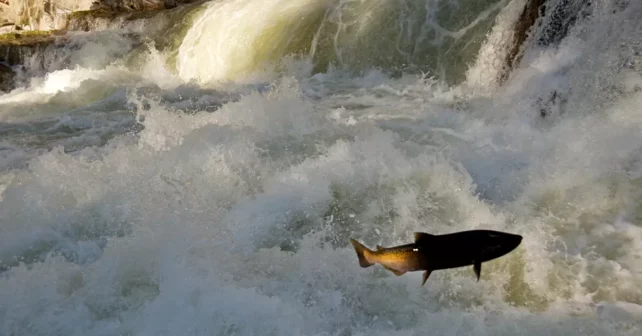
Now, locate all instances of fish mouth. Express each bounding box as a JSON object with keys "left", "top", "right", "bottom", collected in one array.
[
  {"left": 505, "top": 233, "right": 523, "bottom": 249},
  {"left": 484, "top": 233, "right": 522, "bottom": 256},
  {"left": 504, "top": 234, "right": 523, "bottom": 253}
]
